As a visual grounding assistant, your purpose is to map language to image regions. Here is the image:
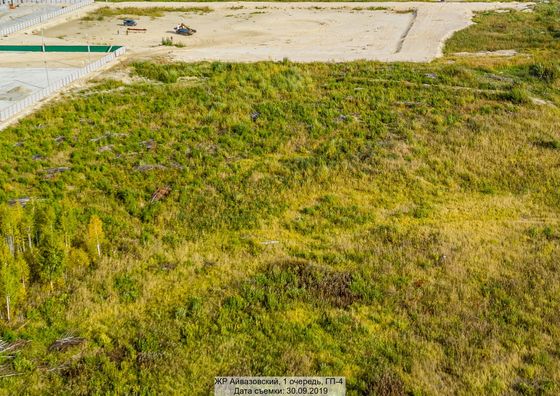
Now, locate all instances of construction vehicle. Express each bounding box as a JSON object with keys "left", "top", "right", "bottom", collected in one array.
[
  {"left": 174, "top": 23, "right": 196, "bottom": 36},
  {"left": 123, "top": 19, "right": 137, "bottom": 27}
]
